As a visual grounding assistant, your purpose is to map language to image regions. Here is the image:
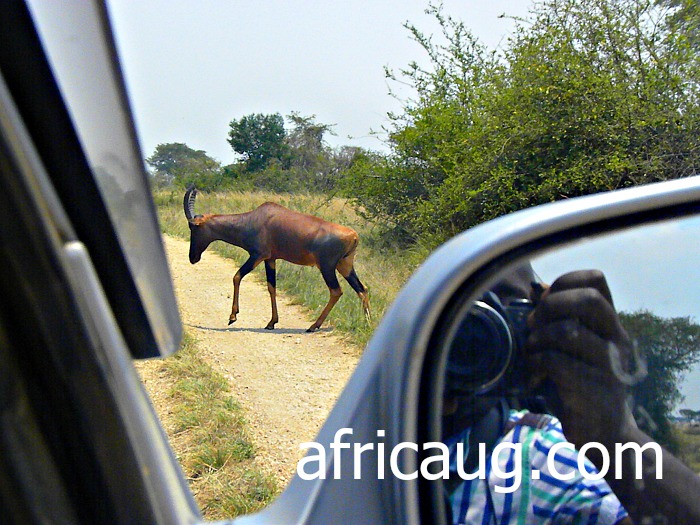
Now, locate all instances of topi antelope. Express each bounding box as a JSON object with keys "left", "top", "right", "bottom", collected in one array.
[{"left": 184, "top": 186, "right": 370, "bottom": 332}]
